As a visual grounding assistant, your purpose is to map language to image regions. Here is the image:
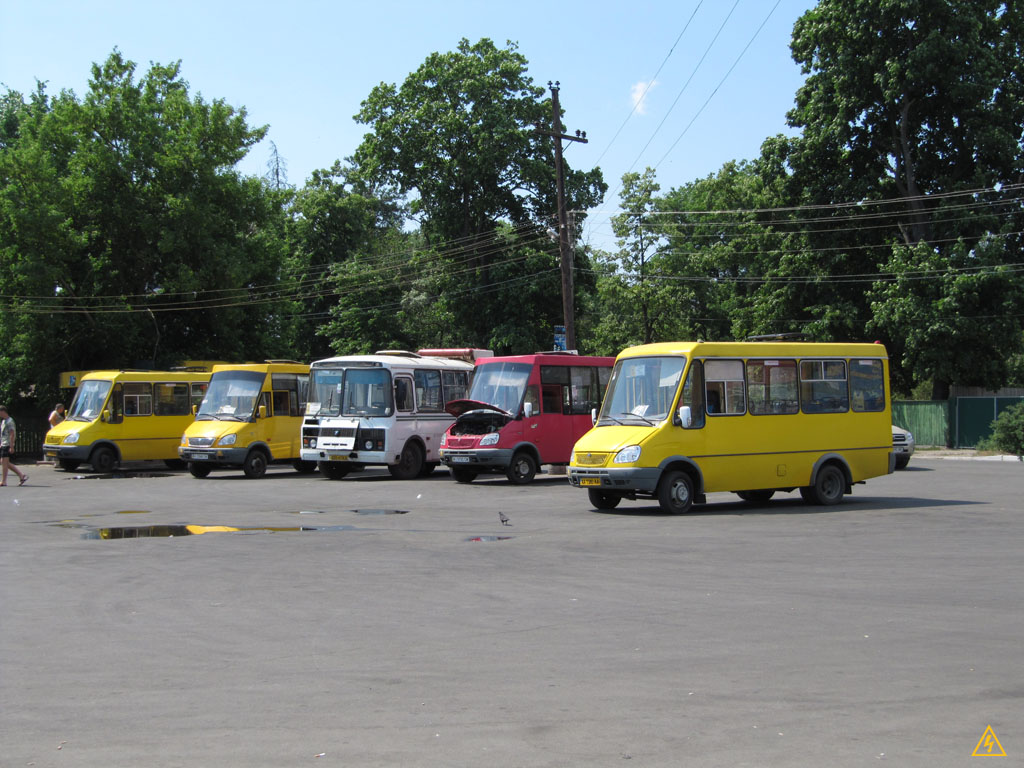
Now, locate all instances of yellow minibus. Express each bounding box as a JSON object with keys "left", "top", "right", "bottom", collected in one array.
[
  {"left": 568, "top": 341, "right": 892, "bottom": 513},
  {"left": 43, "top": 370, "right": 212, "bottom": 472},
  {"left": 178, "top": 361, "right": 312, "bottom": 478}
]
